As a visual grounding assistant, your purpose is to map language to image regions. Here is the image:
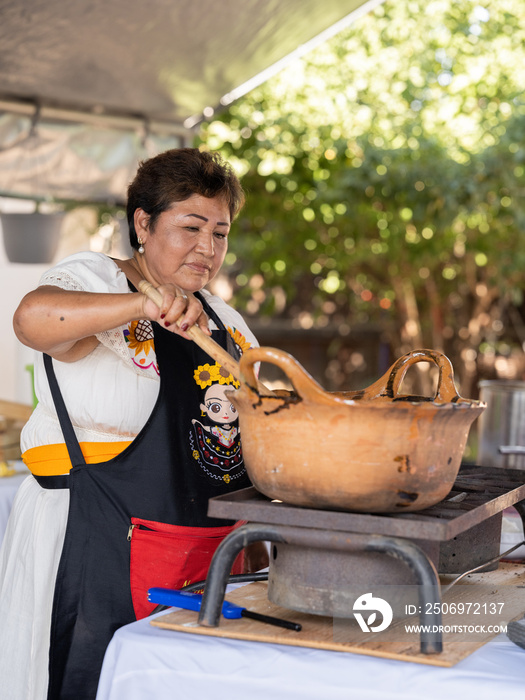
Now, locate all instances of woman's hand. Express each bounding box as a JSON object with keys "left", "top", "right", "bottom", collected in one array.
[{"left": 141, "top": 284, "right": 211, "bottom": 339}]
